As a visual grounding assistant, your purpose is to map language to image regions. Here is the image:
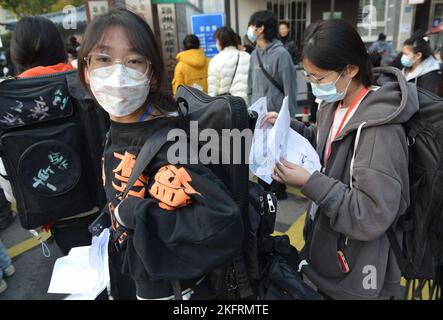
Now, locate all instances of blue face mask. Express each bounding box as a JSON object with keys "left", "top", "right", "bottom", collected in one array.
[
  {"left": 311, "top": 72, "right": 352, "bottom": 103},
  {"left": 401, "top": 54, "right": 414, "bottom": 68},
  {"left": 247, "top": 26, "right": 257, "bottom": 43}
]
